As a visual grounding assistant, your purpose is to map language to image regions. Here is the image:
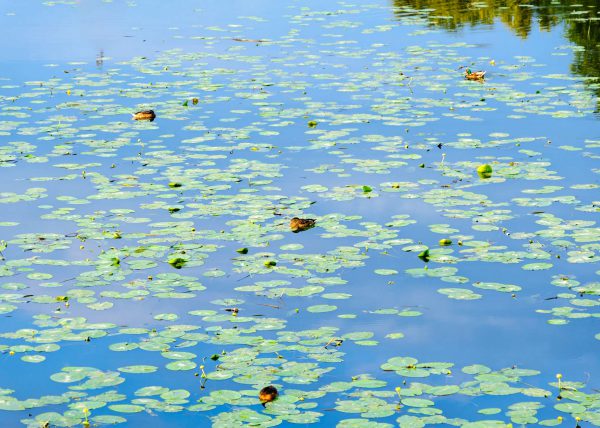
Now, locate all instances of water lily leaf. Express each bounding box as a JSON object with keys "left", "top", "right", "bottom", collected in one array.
[{"left": 109, "top": 404, "right": 145, "bottom": 413}]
